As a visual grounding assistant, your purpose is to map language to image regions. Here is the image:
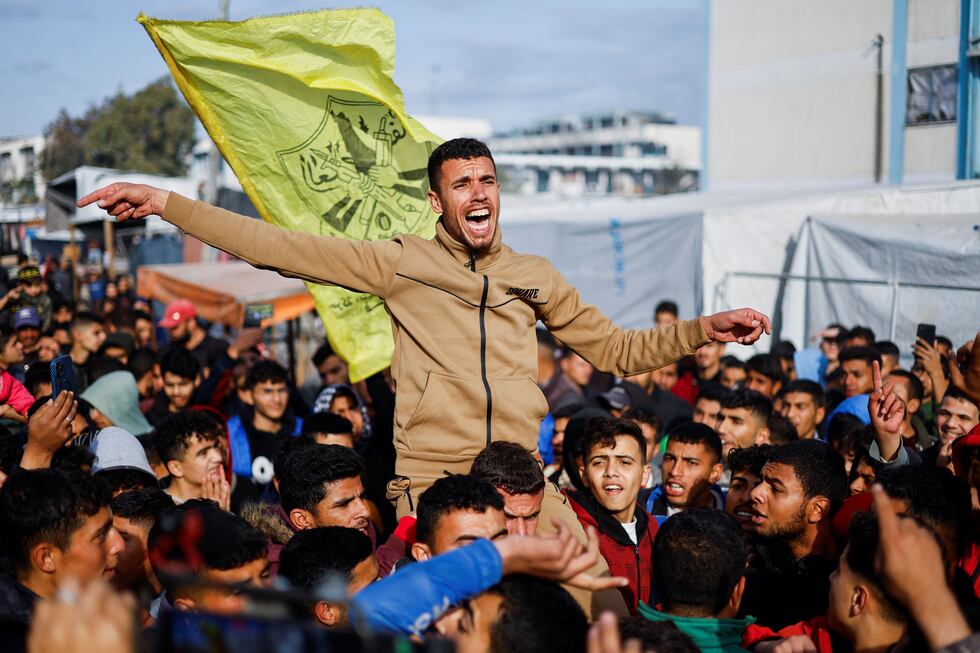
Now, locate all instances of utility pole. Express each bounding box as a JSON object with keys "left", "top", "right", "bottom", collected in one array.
[
  {"left": 208, "top": 0, "right": 230, "bottom": 204},
  {"left": 872, "top": 34, "right": 884, "bottom": 183}
]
